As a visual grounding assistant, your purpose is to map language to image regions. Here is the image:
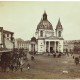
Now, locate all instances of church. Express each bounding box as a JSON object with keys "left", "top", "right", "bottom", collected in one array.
[{"left": 29, "top": 11, "right": 64, "bottom": 54}]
